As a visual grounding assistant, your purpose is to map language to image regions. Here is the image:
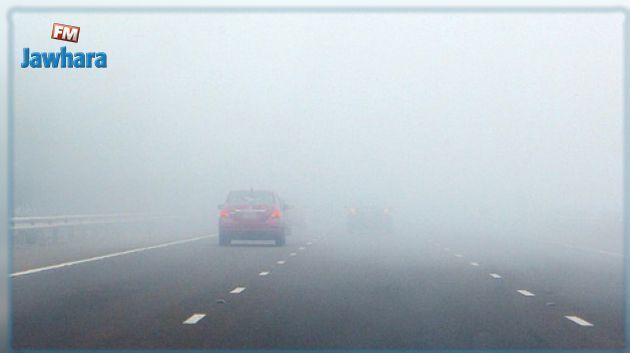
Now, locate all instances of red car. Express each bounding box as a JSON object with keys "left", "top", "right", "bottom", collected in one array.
[{"left": 218, "top": 190, "right": 290, "bottom": 246}]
